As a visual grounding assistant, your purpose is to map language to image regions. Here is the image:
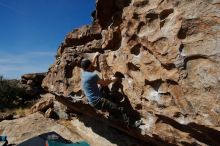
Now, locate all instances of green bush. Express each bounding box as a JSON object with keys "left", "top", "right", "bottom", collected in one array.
[{"left": 0, "top": 75, "right": 26, "bottom": 108}]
